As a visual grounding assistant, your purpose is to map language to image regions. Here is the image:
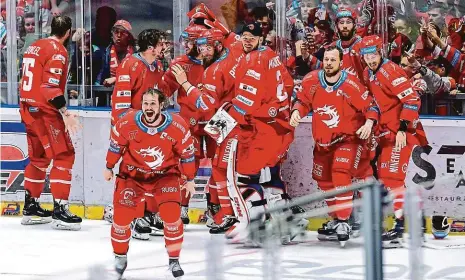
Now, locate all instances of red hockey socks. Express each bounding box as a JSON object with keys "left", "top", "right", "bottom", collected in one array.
[
  {"left": 49, "top": 166, "right": 72, "bottom": 200},
  {"left": 24, "top": 164, "right": 46, "bottom": 198},
  {"left": 159, "top": 202, "right": 183, "bottom": 259}
]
